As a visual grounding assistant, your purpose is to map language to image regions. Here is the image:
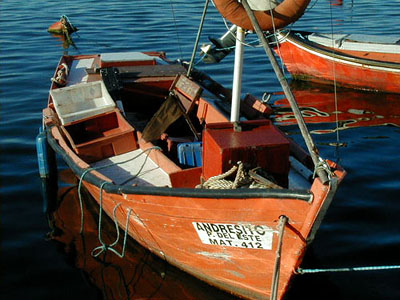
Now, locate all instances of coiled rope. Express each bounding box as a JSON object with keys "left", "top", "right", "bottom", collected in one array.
[
  {"left": 197, "top": 161, "right": 279, "bottom": 189},
  {"left": 196, "top": 161, "right": 248, "bottom": 189}
]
